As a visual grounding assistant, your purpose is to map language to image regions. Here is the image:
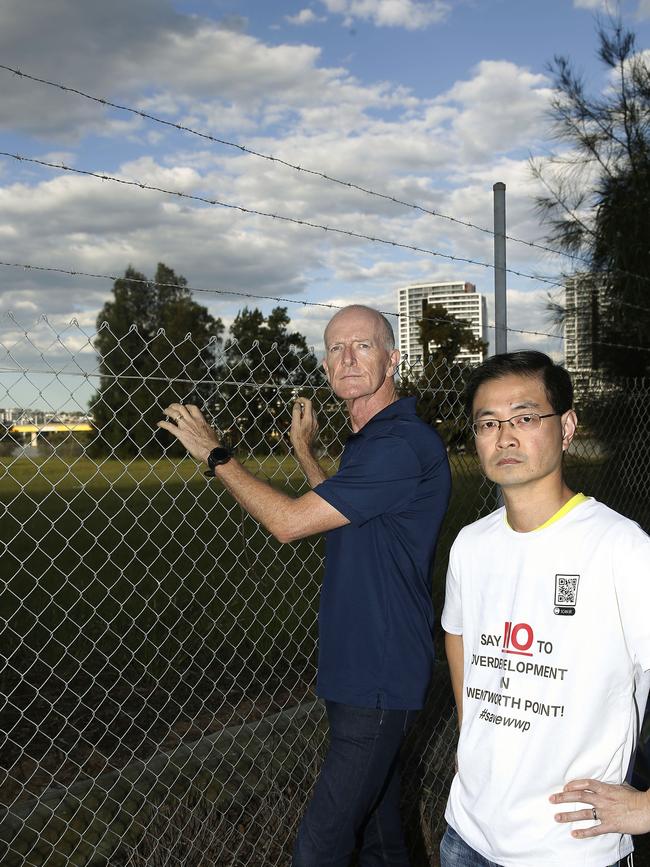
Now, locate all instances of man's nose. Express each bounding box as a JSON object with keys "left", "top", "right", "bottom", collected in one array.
[
  {"left": 341, "top": 345, "right": 356, "bottom": 366},
  {"left": 495, "top": 420, "right": 517, "bottom": 447}
]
